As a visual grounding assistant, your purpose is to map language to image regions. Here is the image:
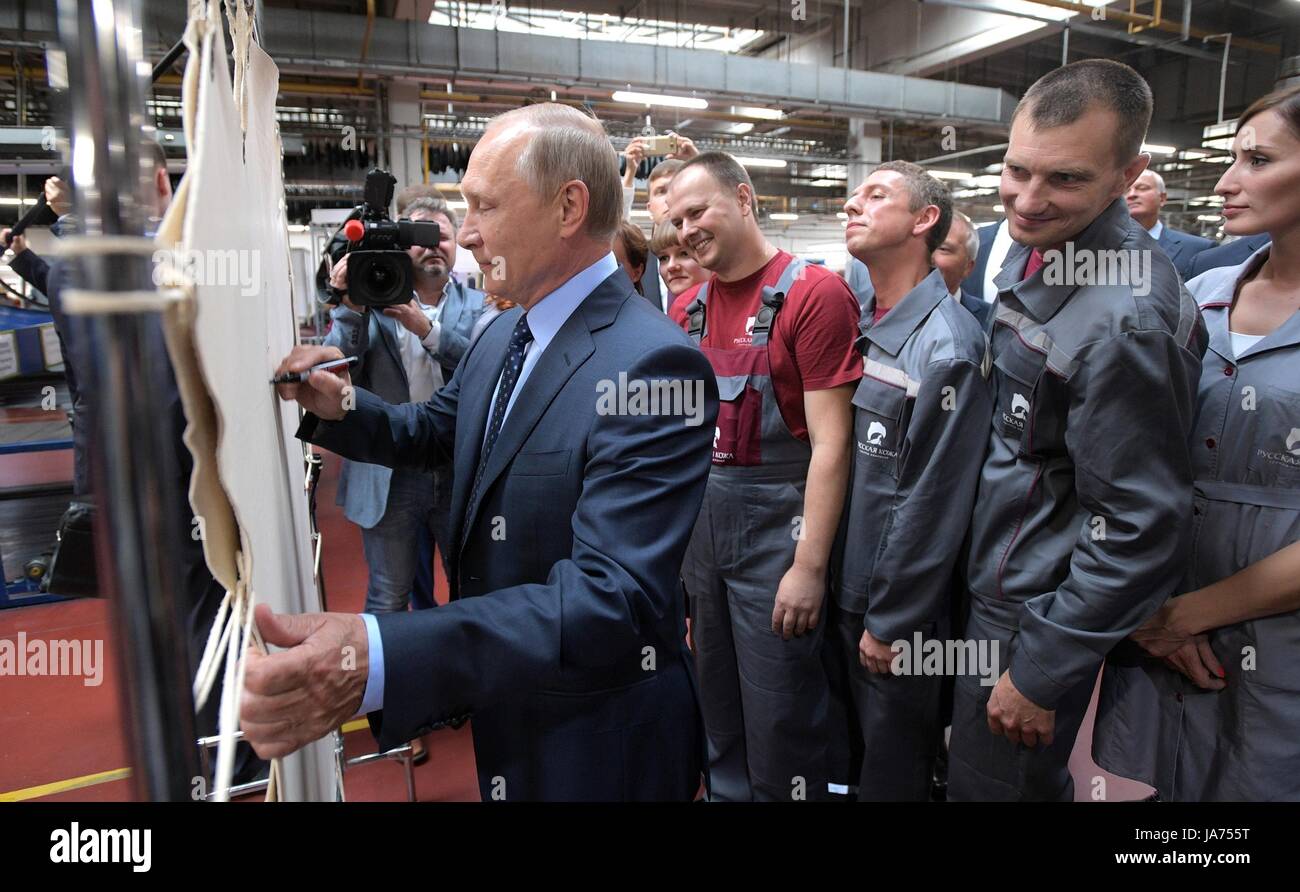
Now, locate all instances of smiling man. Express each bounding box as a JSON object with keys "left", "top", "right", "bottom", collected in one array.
[
  {"left": 946, "top": 59, "right": 1208, "bottom": 801},
  {"left": 666, "top": 152, "right": 861, "bottom": 801}
]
